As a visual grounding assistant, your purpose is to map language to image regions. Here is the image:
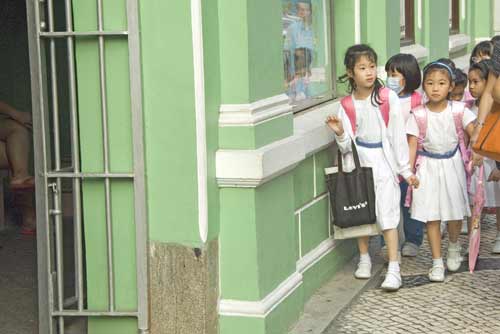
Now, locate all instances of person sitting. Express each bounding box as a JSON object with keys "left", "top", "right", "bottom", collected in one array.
[{"left": 0, "top": 100, "right": 34, "bottom": 191}]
